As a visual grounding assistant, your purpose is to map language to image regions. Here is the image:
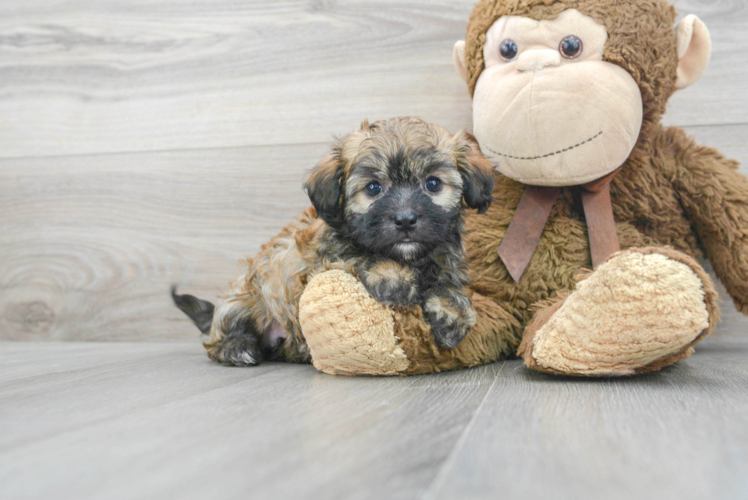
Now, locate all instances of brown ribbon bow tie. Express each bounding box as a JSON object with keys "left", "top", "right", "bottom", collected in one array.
[{"left": 497, "top": 171, "right": 620, "bottom": 282}]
